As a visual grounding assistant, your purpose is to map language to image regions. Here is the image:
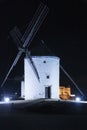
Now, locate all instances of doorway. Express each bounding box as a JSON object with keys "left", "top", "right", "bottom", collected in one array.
[{"left": 45, "top": 86, "right": 51, "bottom": 98}]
